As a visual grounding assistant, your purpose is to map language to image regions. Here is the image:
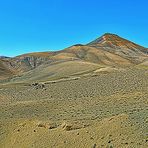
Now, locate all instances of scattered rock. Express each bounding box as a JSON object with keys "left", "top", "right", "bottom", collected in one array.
[
  {"left": 37, "top": 122, "right": 58, "bottom": 129},
  {"left": 90, "top": 137, "right": 94, "bottom": 140},
  {"left": 48, "top": 123, "right": 58, "bottom": 129},
  {"left": 92, "top": 143, "right": 97, "bottom": 148},
  {"left": 61, "top": 121, "right": 88, "bottom": 131},
  {"left": 38, "top": 123, "right": 46, "bottom": 128},
  {"left": 17, "top": 129, "right": 20, "bottom": 132},
  {"left": 31, "top": 83, "right": 45, "bottom": 89}
]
